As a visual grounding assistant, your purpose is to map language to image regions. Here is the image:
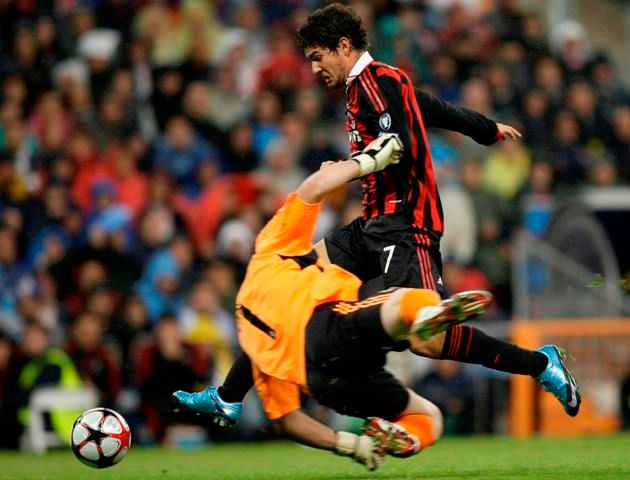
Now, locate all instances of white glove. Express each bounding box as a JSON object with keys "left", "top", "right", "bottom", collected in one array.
[
  {"left": 334, "top": 431, "right": 384, "bottom": 471},
  {"left": 351, "top": 133, "right": 403, "bottom": 176}
]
